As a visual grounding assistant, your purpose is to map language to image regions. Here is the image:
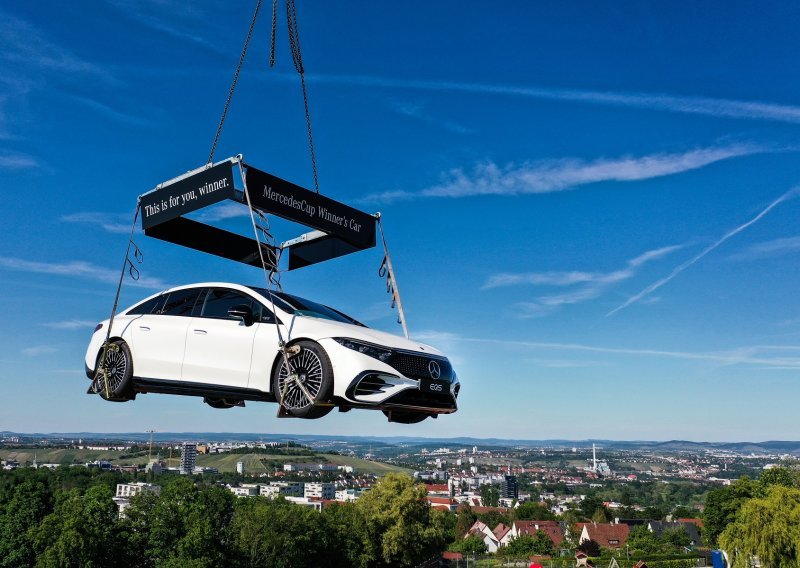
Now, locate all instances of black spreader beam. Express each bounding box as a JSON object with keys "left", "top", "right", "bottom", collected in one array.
[
  {"left": 145, "top": 217, "right": 277, "bottom": 270},
  {"left": 139, "top": 157, "right": 376, "bottom": 271}
]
